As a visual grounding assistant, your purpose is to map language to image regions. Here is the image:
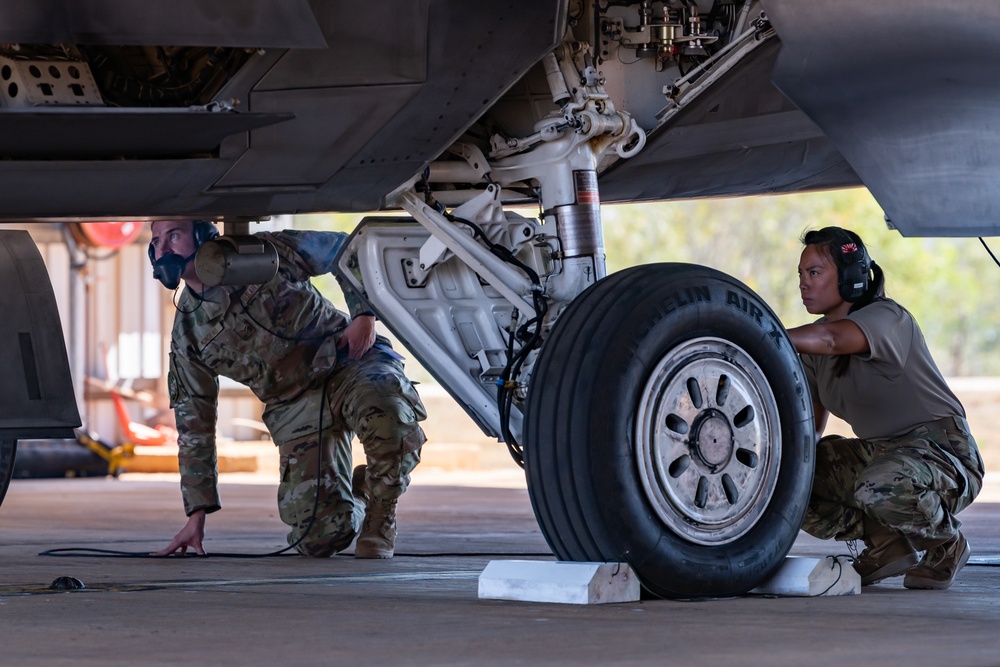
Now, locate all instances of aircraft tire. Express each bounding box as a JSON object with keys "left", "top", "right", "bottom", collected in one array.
[
  {"left": 524, "top": 263, "right": 814, "bottom": 598},
  {"left": 0, "top": 438, "right": 16, "bottom": 509}
]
